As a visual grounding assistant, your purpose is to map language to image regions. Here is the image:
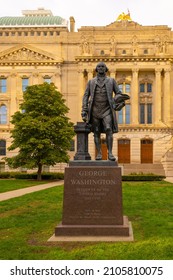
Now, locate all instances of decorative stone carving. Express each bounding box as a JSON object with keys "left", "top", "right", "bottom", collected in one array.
[{"left": 1, "top": 48, "right": 54, "bottom": 61}]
